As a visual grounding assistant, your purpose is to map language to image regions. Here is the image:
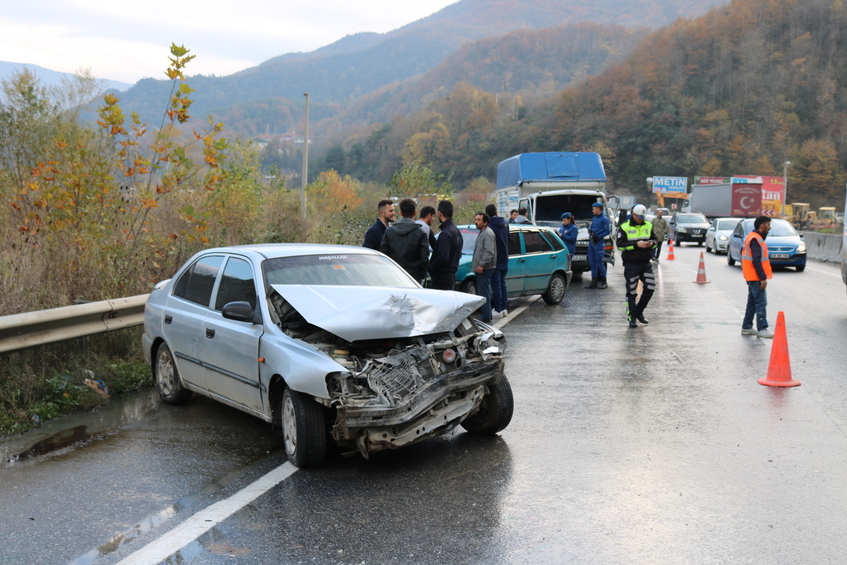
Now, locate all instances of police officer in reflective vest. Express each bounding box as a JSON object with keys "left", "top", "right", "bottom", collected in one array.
[
  {"left": 741, "top": 216, "right": 773, "bottom": 338},
  {"left": 616, "top": 204, "right": 658, "bottom": 328}
]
